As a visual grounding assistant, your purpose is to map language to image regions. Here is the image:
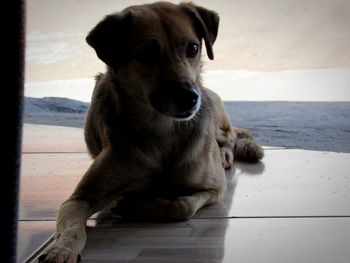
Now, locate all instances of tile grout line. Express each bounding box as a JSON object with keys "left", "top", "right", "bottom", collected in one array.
[
  {"left": 21, "top": 152, "right": 88, "bottom": 154},
  {"left": 194, "top": 215, "right": 350, "bottom": 219},
  {"left": 20, "top": 147, "right": 281, "bottom": 155},
  {"left": 23, "top": 234, "right": 56, "bottom": 263},
  {"left": 20, "top": 214, "right": 350, "bottom": 222}
]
